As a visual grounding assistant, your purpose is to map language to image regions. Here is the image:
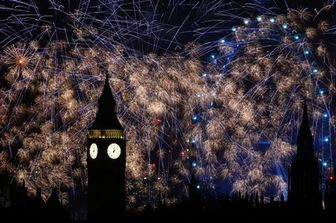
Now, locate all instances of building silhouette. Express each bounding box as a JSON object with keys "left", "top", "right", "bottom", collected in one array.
[
  {"left": 288, "top": 101, "right": 322, "bottom": 212},
  {"left": 1, "top": 93, "right": 336, "bottom": 222},
  {"left": 87, "top": 74, "right": 126, "bottom": 222},
  {"left": 0, "top": 173, "right": 11, "bottom": 208},
  {"left": 0, "top": 174, "right": 71, "bottom": 222}
]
